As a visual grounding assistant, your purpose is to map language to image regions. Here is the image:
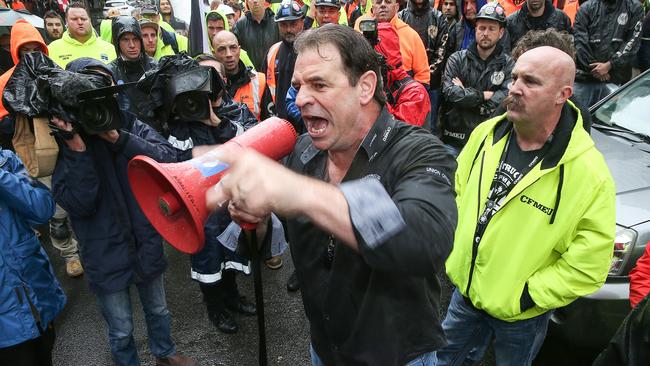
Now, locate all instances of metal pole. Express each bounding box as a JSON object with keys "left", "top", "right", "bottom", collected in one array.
[{"left": 244, "top": 229, "right": 267, "bottom": 366}]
